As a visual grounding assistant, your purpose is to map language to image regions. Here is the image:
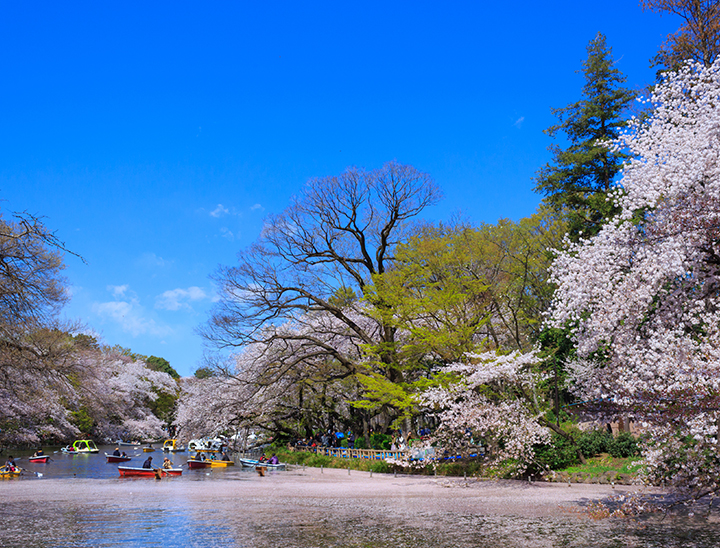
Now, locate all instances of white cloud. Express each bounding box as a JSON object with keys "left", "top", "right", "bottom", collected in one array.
[
  {"left": 251, "top": 203, "right": 264, "bottom": 211},
  {"left": 93, "top": 298, "right": 171, "bottom": 337},
  {"left": 155, "top": 286, "right": 210, "bottom": 311},
  {"left": 220, "top": 227, "right": 235, "bottom": 241},
  {"left": 108, "top": 284, "right": 129, "bottom": 298},
  {"left": 514, "top": 116, "right": 525, "bottom": 128},
  {"left": 210, "top": 204, "right": 230, "bottom": 218}
]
